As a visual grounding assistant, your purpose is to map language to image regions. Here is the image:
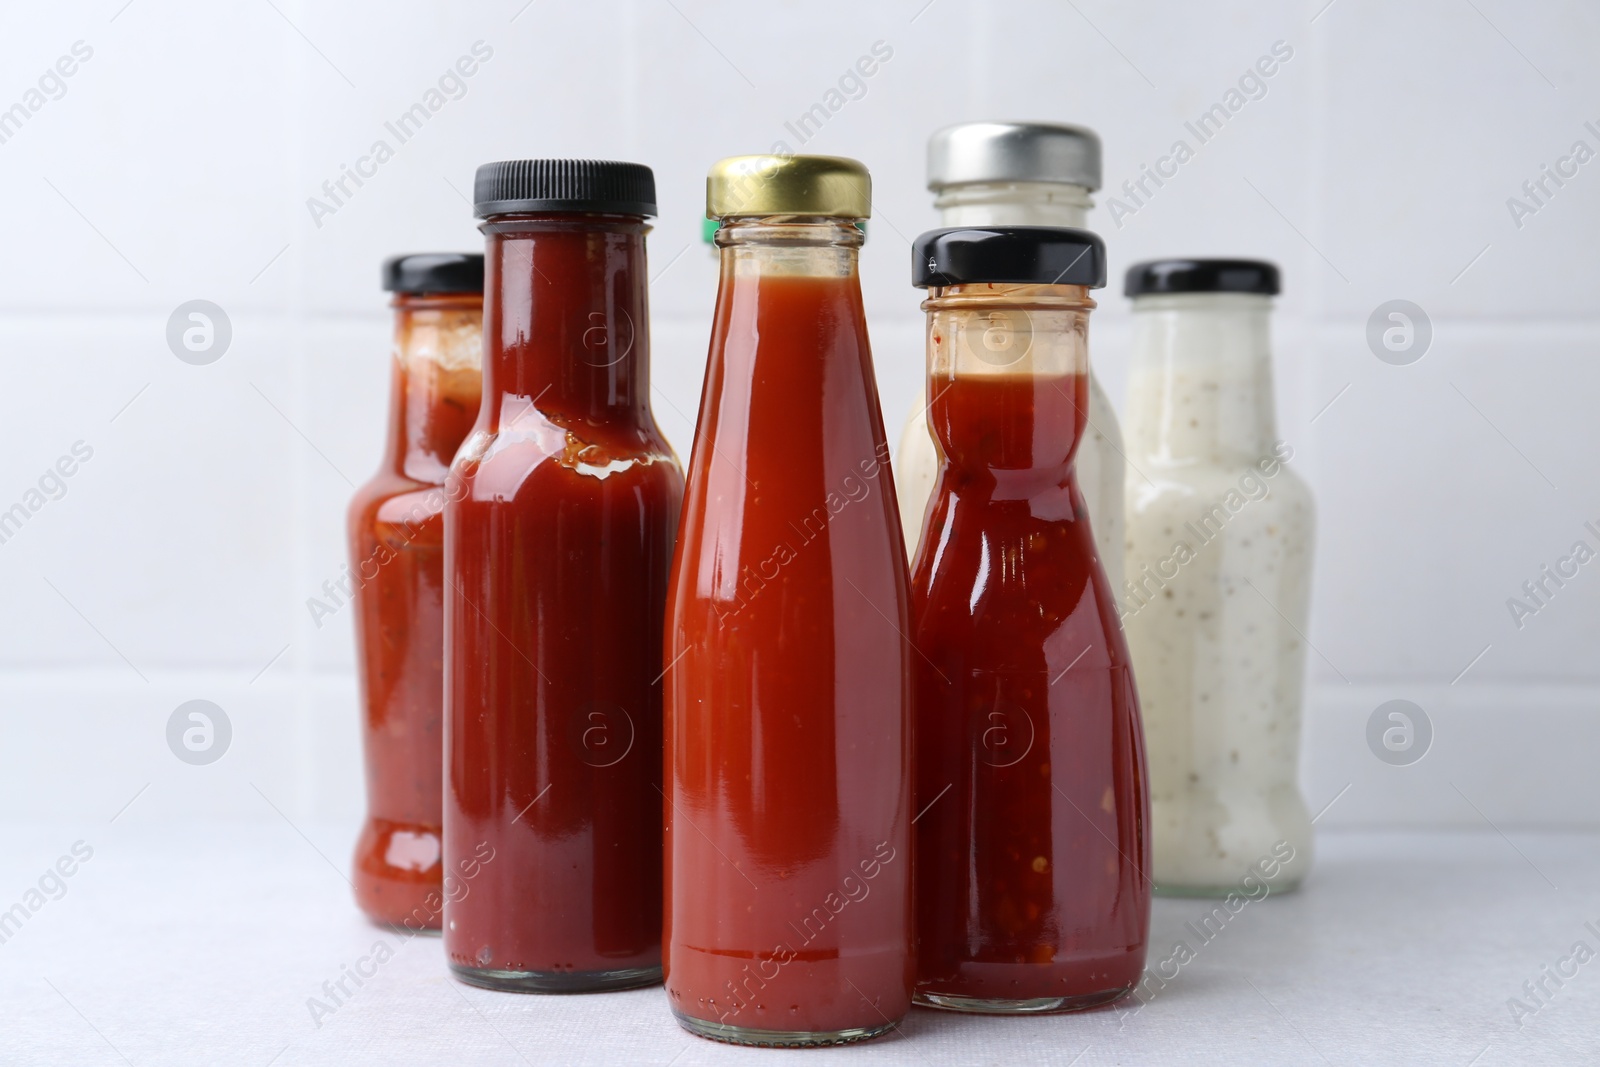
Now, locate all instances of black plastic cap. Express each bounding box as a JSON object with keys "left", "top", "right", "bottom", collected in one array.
[
  {"left": 473, "top": 159, "right": 657, "bottom": 218},
  {"left": 381, "top": 253, "right": 484, "bottom": 294},
  {"left": 912, "top": 226, "right": 1106, "bottom": 289},
  {"left": 1125, "top": 258, "right": 1280, "bottom": 298}
]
